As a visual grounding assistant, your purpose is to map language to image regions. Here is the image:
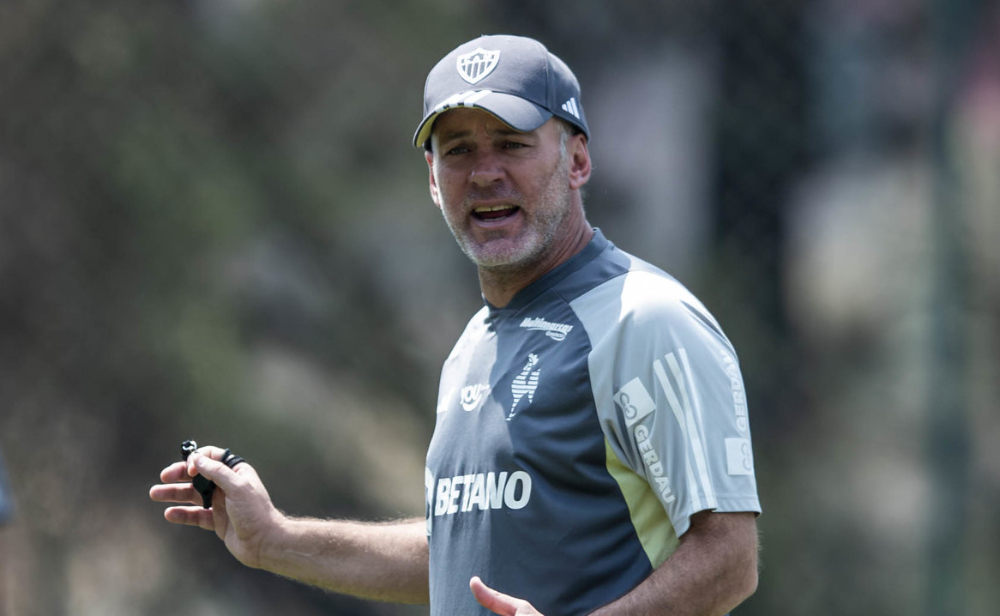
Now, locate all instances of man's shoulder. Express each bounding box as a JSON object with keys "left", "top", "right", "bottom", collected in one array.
[
  {"left": 557, "top": 239, "right": 680, "bottom": 301},
  {"left": 579, "top": 247, "right": 705, "bottom": 316},
  {"left": 569, "top": 248, "right": 725, "bottom": 343},
  {"left": 620, "top": 267, "right": 706, "bottom": 320}
]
